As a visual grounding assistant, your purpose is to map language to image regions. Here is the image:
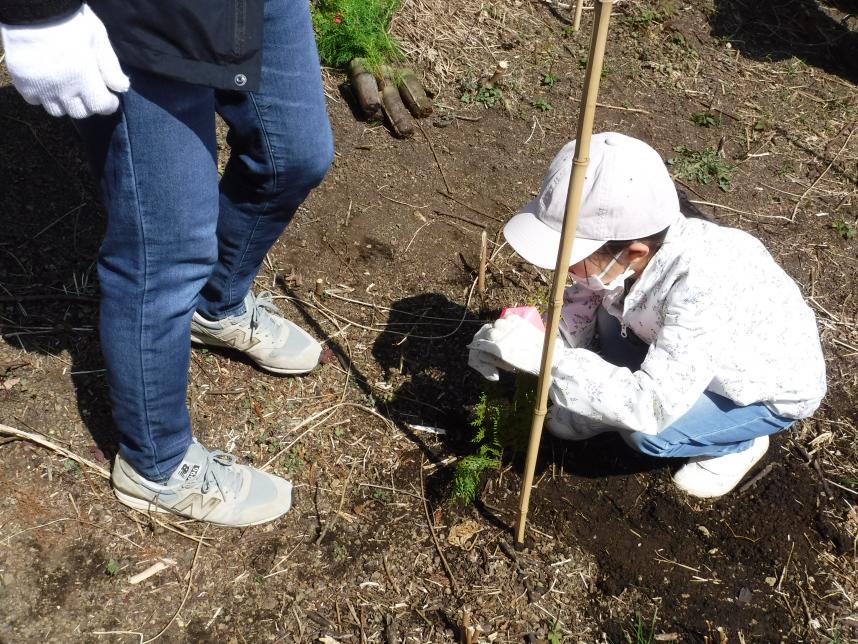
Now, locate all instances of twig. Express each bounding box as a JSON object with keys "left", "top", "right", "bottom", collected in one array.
[
  {"left": 432, "top": 209, "right": 486, "bottom": 228},
  {"left": 419, "top": 456, "right": 460, "bottom": 596},
  {"left": 0, "top": 294, "right": 98, "bottom": 304},
  {"left": 438, "top": 190, "right": 504, "bottom": 222},
  {"left": 143, "top": 524, "right": 208, "bottom": 643},
  {"left": 316, "top": 461, "right": 357, "bottom": 545},
  {"left": 688, "top": 199, "right": 792, "bottom": 222},
  {"left": 0, "top": 423, "right": 109, "bottom": 479},
  {"left": 262, "top": 402, "right": 397, "bottom": 471},
  {"left": 31, "top": 203, "right": 88, "bottom": 240},
  {"left": 568, "top": 95, "right": 651, "bottom": 114},
  {"left": 792, "top": 125, "right": 857, "bottom": 220},
  {"left": 417, "top": 121, "right": 451, "bottom": 193},
  {"left": 777, "top": 540, "right": 795, "bottom": 593},
  {"left": 738, "top": 462, "right": 776, "bottom": 494}
]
